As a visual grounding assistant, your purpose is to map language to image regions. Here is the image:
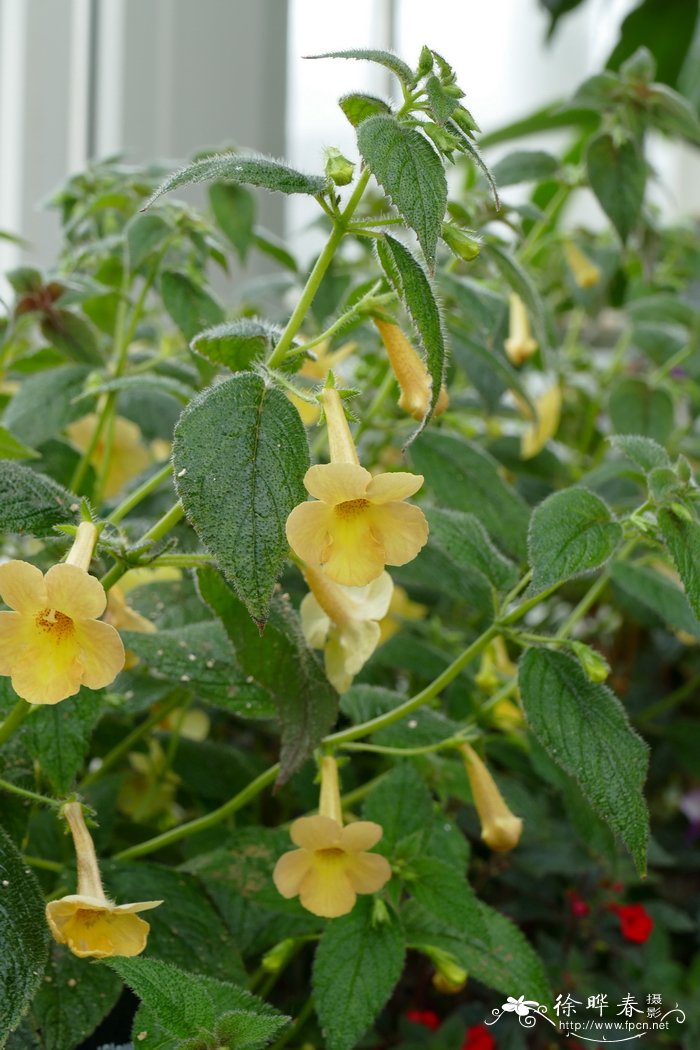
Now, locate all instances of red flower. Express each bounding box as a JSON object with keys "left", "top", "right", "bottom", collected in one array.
[
  {"left": 406, "top": 1009, "right": 441, "bottom": 1031},
  {"left": 612, "top": 903, "right": 654, "bottom": 943},
  {"left": 462, "top": 1024, "right": 497, "bottom": 1050},
  {"left": 567, "top": 889, "right": 590, "bottom": 918}
]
